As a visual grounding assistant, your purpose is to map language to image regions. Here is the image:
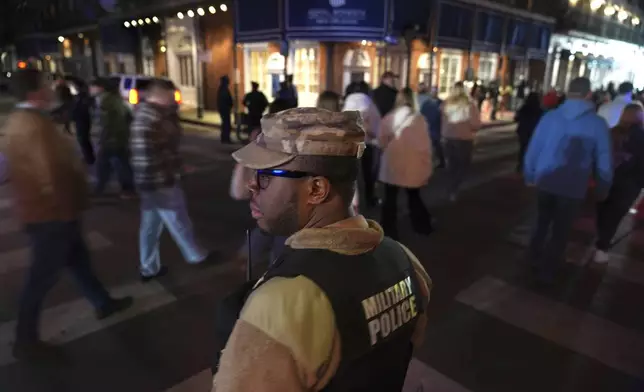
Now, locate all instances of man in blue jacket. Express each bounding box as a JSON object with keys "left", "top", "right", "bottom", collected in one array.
[
  {"left": 523, "top": 77, "right": 613, "bottom": 283},
  {"left": 420, "top": 88, "right": 445, "bottom": 168}
]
